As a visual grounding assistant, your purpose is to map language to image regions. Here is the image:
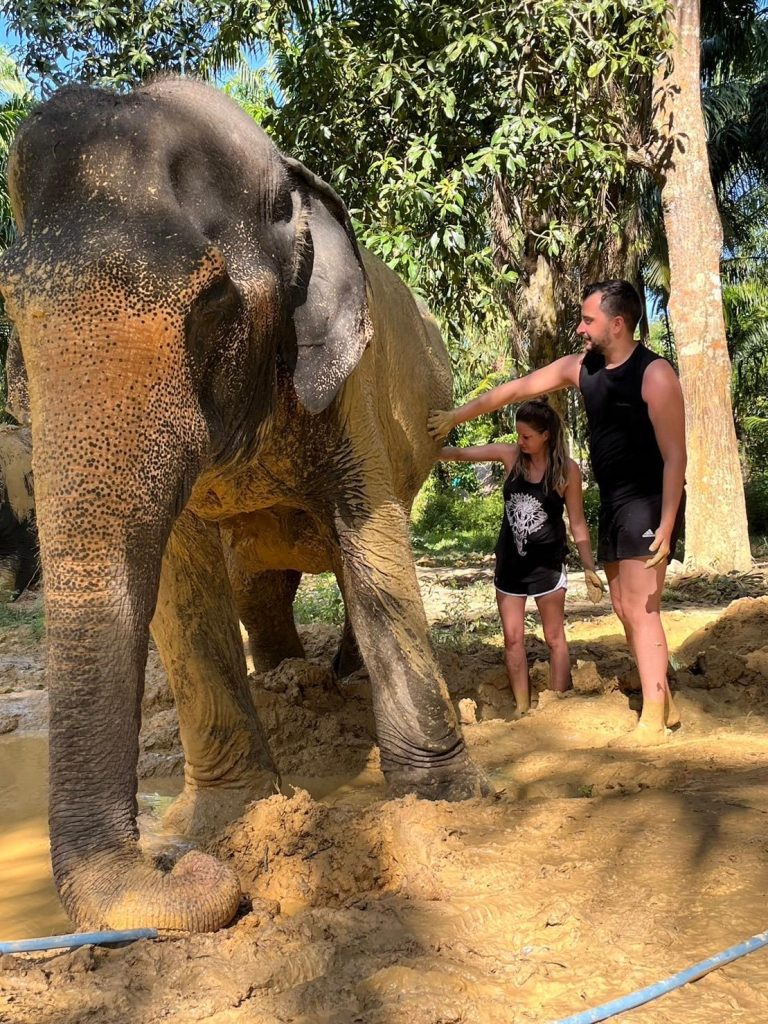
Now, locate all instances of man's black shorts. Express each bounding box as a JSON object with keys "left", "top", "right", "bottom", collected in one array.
[{"left": 598, "top": 493, "right": 685, "bottom": 564}]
